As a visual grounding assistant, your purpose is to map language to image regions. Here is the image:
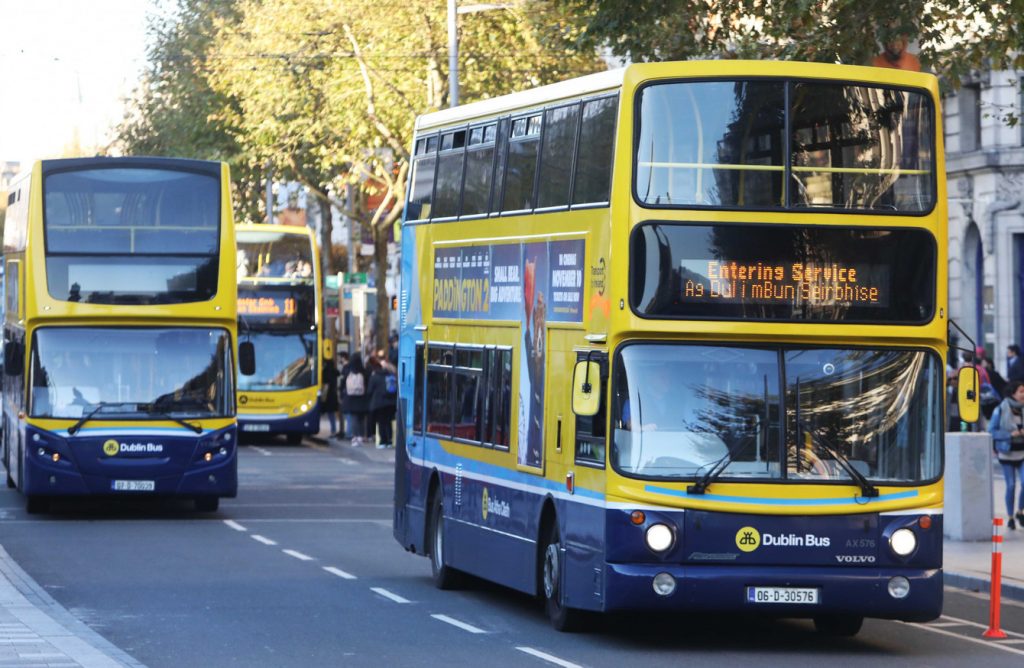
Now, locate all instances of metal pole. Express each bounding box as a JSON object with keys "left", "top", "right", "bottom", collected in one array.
[
  {"left": 447, "top": 0, "right": 459, "bottom": 107},
  {"left": 264, "top": 160, "right": 273, "bottom": 224}
]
